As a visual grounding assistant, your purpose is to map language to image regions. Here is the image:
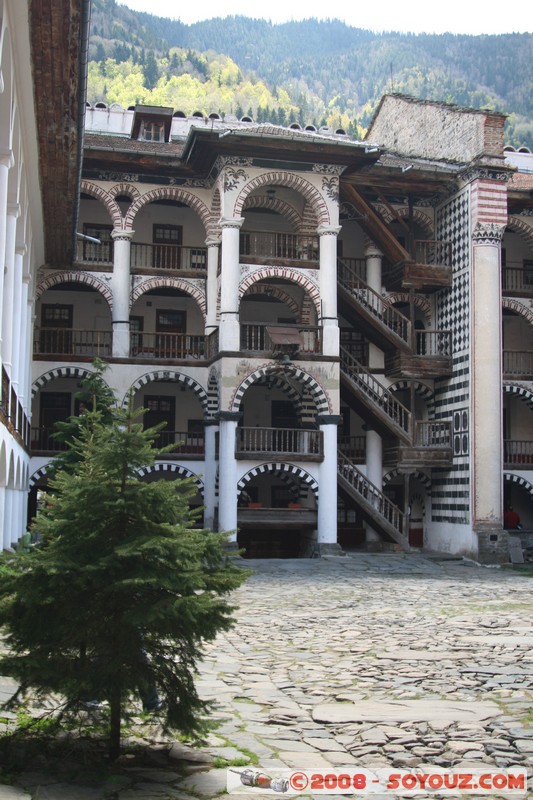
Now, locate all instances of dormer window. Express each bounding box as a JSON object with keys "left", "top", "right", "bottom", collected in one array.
[
  {"left": 131, "top": 104, "right": 173, "bottom": 143},
  {"left": 140, "top": 121, "right": 165, "bottom": 142}
]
